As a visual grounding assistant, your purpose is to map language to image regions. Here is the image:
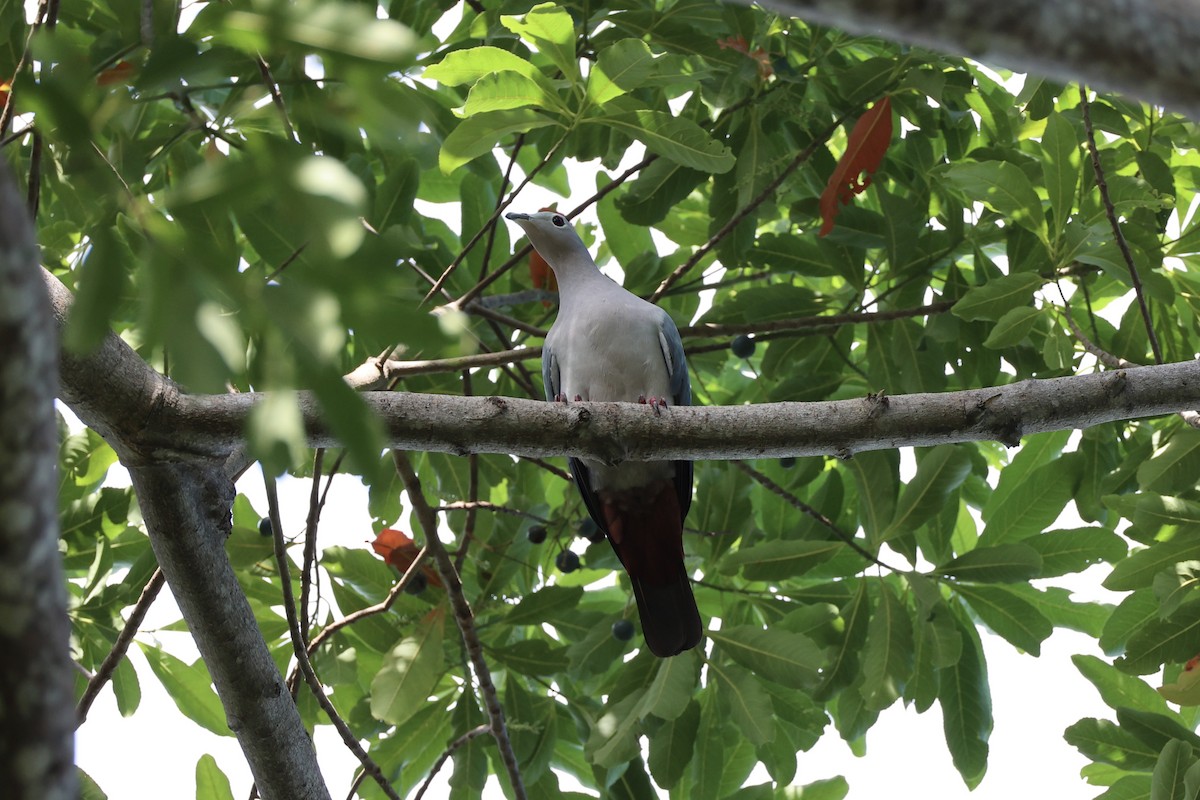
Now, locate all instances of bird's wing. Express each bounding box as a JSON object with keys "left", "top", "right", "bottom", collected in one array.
[{"left": 657, "top": 310, "right": 693, "bottom": 520}]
